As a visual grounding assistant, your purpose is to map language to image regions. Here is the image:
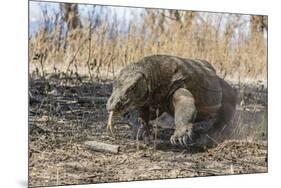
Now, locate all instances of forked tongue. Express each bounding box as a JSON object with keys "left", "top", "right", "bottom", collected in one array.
[{"left": 107, "top": 111, "right": 114, "bottom": 135}]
